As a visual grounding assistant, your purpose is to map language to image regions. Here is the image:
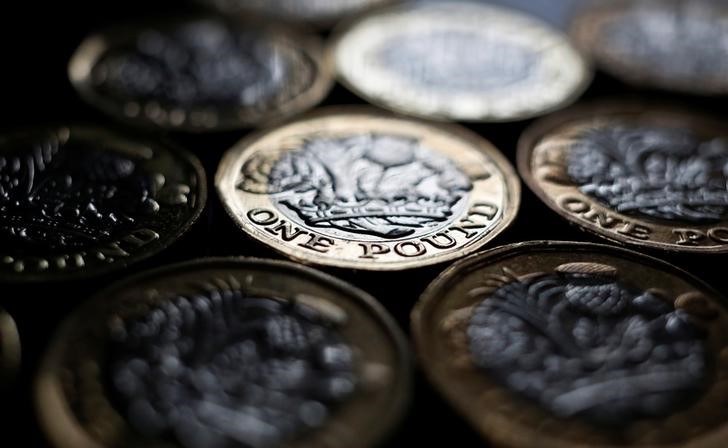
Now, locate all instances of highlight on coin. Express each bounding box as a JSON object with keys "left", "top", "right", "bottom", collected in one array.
[
  {"left": 571, "top": 0, "right": 728, "bottom": 95},
  {"left": 332, "top": 1, "right": 592, "bottom": 122},
  {"left": 412, "top": 241, "right": 728, "bottom": 447},
  {"left": 518, "top": 101, "right": 728, "bottom": 253},
  {"left": 69, "top": 15, "right": 333, "bottom": 131},
  {"left": 0, "top": 126, "right": 206, "bottom": 281},
  {"left": 216, "top": 107, "right": 521, "bottom": 270},
  {"left": 36, "top": 258, "right": 411, "bottom": 448}
]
